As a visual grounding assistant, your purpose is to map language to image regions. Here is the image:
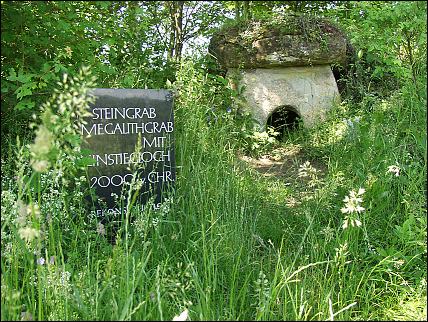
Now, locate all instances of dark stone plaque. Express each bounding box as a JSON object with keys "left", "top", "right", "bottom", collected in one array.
[{"left": 81, "top": 89, "right": 175, "bottom": 220}]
